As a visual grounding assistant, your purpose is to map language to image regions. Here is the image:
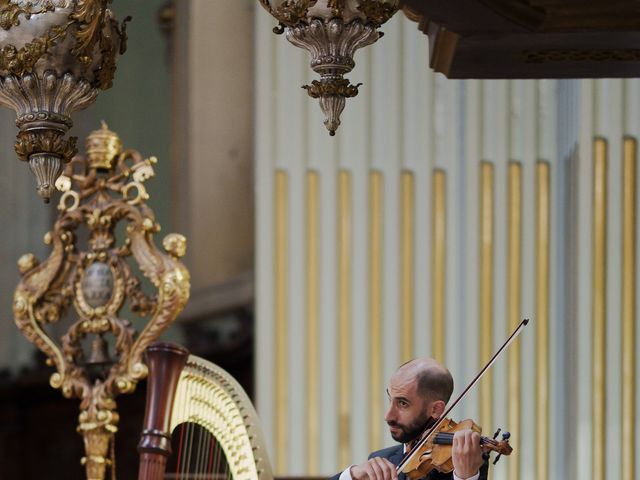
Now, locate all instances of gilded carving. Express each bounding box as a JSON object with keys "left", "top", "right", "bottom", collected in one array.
[
  {"left": 327, "top": 0, "right": 345, "bottom": 16},
  {"left": 15, "top": 129, "right": 78, "bottom": 161},
  {"left": 70, "top": 0, "right": 112, "bottom": 61},
  {"left": 262, "top": 0, "right": 316, "bottom": 30},
  {"left": 0, "top": 1, "right": 56, "bottom": 30},
  {"left": 0, "top": 0, "right": 129, "bottom": 200},
  {"left": 303, "top": 78, "right": 361, "bottom": 98},
  {"left": 0, "top": 22, "right": 71, "bottom": 76},
  {"left": 357, "top": 0, "right": 398, "bottom": 26},
  {"left": 13, "top": 124, "right": 190, "bottom": 480}
]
